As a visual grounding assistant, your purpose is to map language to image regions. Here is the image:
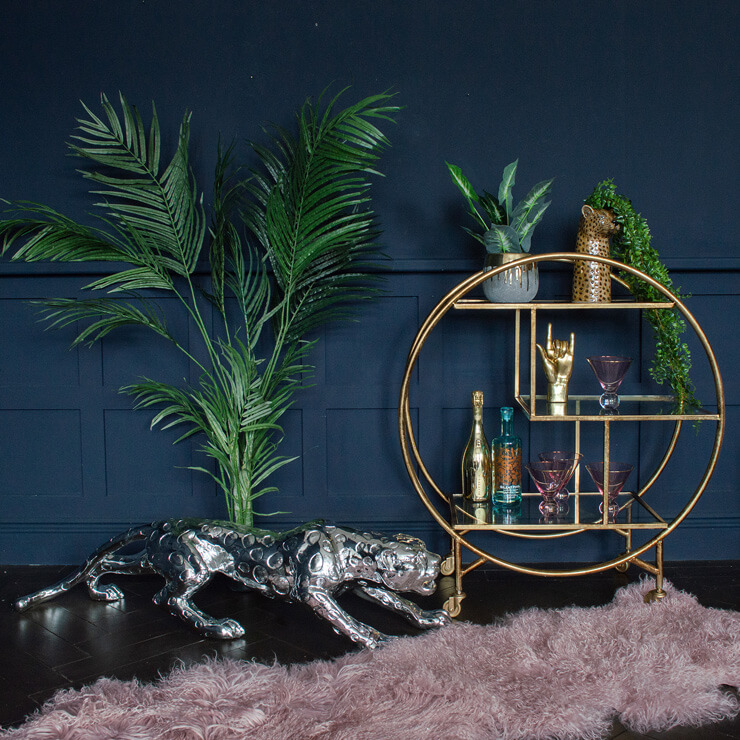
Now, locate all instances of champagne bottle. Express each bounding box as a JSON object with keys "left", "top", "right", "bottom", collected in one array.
[
  {"left": 461, "top": 391, "right": 491, "bottom": 502},
  {"left": 492, "top": 406, "right": 522, "bottom": 505}
]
